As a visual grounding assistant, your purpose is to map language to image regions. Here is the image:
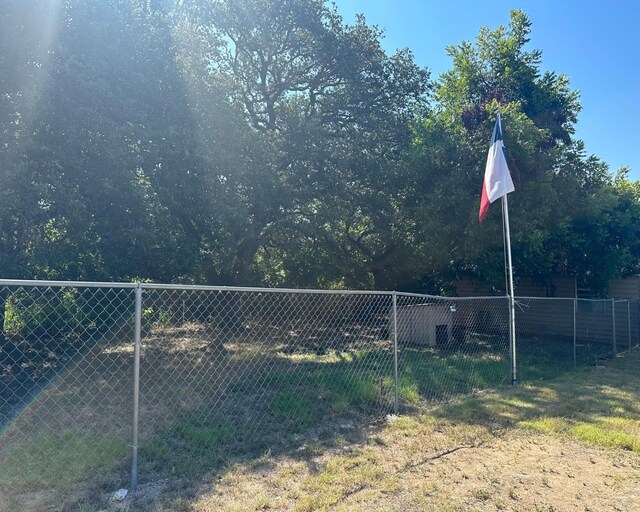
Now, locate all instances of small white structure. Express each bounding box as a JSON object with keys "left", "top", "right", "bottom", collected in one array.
[{"left": 391, "top": 303, "right": 453, "bottom": 345}]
